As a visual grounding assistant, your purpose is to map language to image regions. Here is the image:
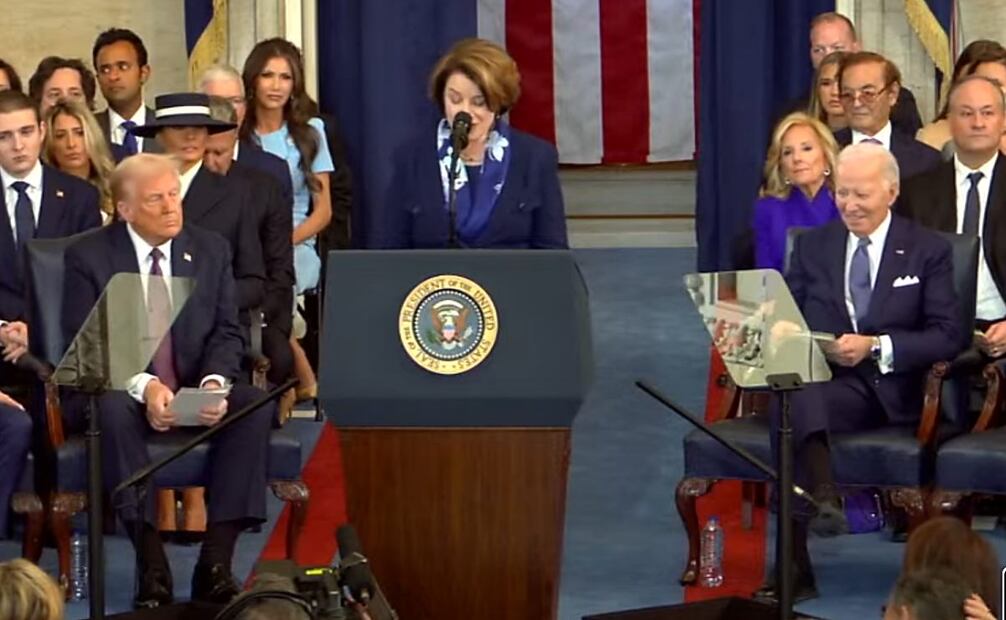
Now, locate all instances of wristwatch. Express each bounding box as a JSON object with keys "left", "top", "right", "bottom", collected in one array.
[{"left": 870, "top": 336, "right": 882, "bottom": 361}]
